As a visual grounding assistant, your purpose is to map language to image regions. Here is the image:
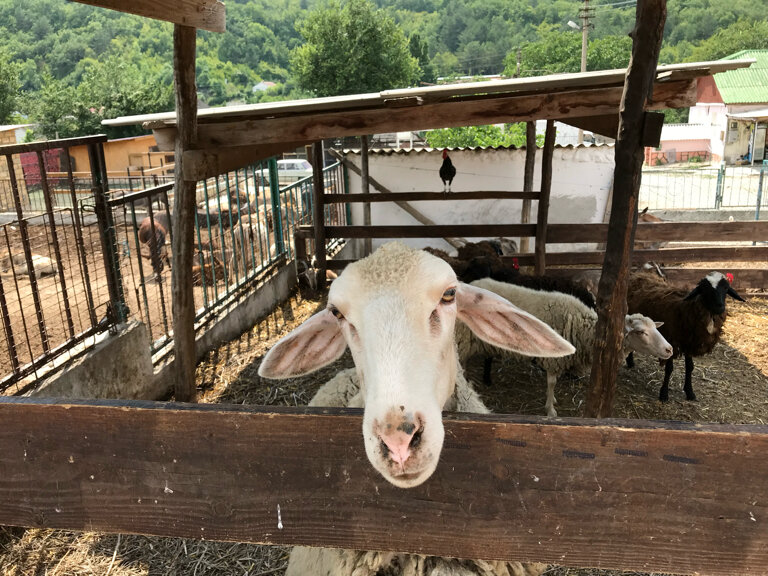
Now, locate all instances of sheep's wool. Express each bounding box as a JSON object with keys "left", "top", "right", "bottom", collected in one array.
[
  {"left": 287, "top": 368, "right": 546, "bottom": 576},
  {"left": 352, "top": 241, "right": 423, "bottom": 290}
]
